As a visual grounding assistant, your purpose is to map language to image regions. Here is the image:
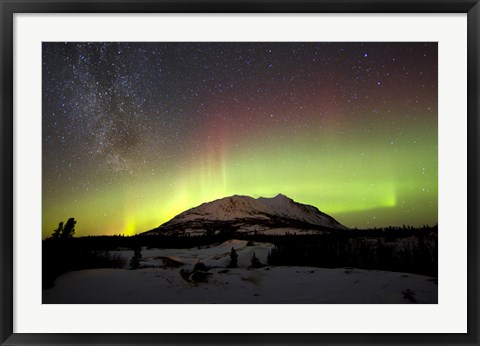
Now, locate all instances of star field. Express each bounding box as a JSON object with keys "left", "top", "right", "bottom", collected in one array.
[{"left": 42, "top": 42, "right": 437, "bottom": 237}]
